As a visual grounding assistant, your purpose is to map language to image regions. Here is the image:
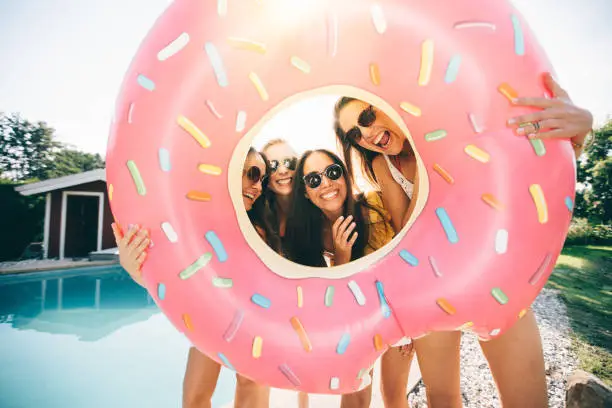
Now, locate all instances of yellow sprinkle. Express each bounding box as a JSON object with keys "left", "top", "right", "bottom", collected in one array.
[
  {"left": 529, "top": 184, "right": 548, "bottom": 224},
  {"left": 186, "top": 191, "right": 212, "bottom": 202},
  {"left": 481, "top": 193, "right": 504, "bottom": 211},
  {"left": 399, "top": 101, "right": 422, "bottom": 117},
  {"left": 297, "top": 286, "right": 303, "bottom": 308},
  {"left": 252, "top": 336, "right": 263, "bottom": 358},
  {"left": 108, "top": 184, "right": 114, "bottom": 201},
  {"left": 419, "top": 39, "right": 434, "bottom": 86},
  {"left": 498, "top": 82, "right": 518, "bottom": 102},
  {"left": 290, "top": 56, "right": 311, "bottom": 74},
  {"left": 227, "top": 37, "right": 267, "bottom": 54},
  {"left": 248, "top": 72, "right": 269, "bottom": 101},
  {"left": 177, "top": 115, "right": 211, "bottom": 148},
  {"left": 518, "top": 309, "right": 527, "bottom": 319},
  {"left": 457, "top": 321, "right": 474, "bottom": 331},
  {"left": 183, "top": 314, "right": 193, "bottom": 331},
  {"left": 369, "top": 63, "right": 381, "bottom": 85},
  {"left": 198, "top": 164, "right": 222, "bottom": 175},
  {"left": 464, "top": 144, "right": 490, "bottom": 163}
]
